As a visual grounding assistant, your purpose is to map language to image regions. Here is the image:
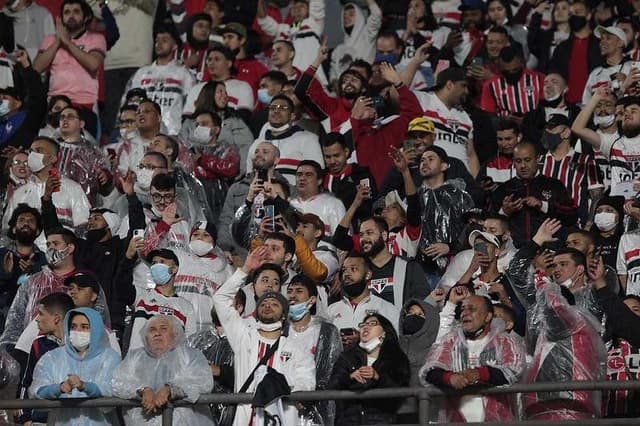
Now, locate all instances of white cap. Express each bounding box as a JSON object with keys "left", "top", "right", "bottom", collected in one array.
[
  {"left": 384, "top": 190, "right": 408, "bottom": 212},
  {"left": 102, "top": 212, "right": 121, "bottom": 234},
  {"left": 468, "top": 230, "right": 501, "bottom": 248},
  {"left": 595, "top": 25, "right": 627, "bottom": 48}
]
